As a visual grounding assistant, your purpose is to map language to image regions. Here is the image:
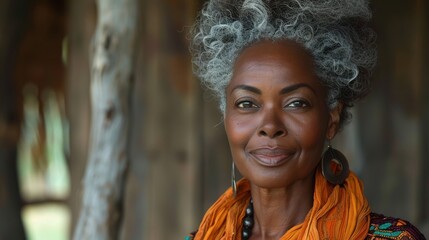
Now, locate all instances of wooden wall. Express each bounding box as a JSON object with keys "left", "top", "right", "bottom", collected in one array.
[
  {"left": 335, "top": 0, "right": 429, "bottom": 236},
  {"left": 122, "top": 0, "right": 205, "bottom": 238}
]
